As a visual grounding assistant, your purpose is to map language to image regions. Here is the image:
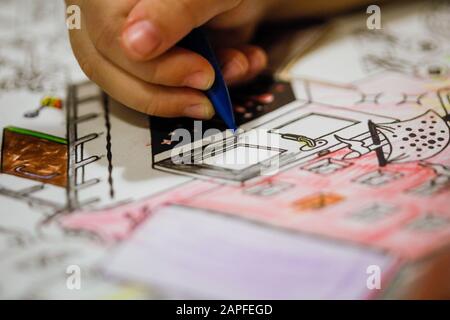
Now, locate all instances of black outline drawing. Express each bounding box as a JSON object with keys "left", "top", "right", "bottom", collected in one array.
[
  {"left": 407, "top": 162, "right": 450, "bottom": 196},
  {"left": 396, "top": 92, "right": 428, "bottom": 106},
  {"left": 348, "top": 203, "right": 397, "bottom": 223},
  {"left": 102, "top": 92, "right": 114, "bottom": 199},
  {"left": 356, "top": 92, "right": 383, "bottom": 105},
  {"left": 152, "top": 110, "right": 364, "bottom": 182},
  {"left": 156, "top": 139, "right": 287, "bottom": 182},
  {"left": 352, "top": 169, "right": 404, "bottom": 187},
  {"left": 437, "top": 87, "right": 450, "bottom": 121},
  {"left": 301, "top": 158, "right": 353, "bottom": 175},
  {"left": 66, "top": 82, "right": 111, "bottom": 210},
  {"left": 405, "top": 213, "right": 450, "bottom": 232},
  {"left": 354, "top": 24, "right": 449, "bottom": 81},
  {"left": 0, "top": 184, "right": 63, "bottom": 212},
  {"left": 269, "top": 112, "right": 359, "bottom": 139},
  {"left": 369, "top": 110, "right": 450, "bottom": 167},
  {"left": 243, "top": 181, "right": 294, "bottom": 197},
  {"left": 368, "top": 120, "right": 388, "bottom": 167}
]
